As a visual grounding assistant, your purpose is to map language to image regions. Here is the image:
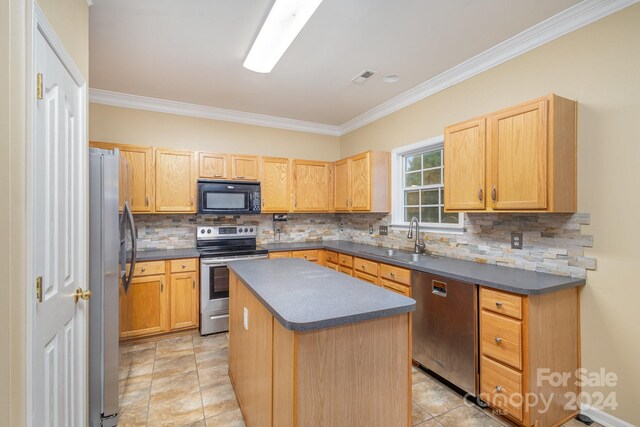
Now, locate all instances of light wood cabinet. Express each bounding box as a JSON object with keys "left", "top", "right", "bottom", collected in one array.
[
  {"left": 444, "top": 94, "right": 577, "bottom": 213},
  {"left": 155, "top": 148, "right": 197, "bottom": 213},
  {"left": 268, "top": 251, "right": 291, "bottom": 259},
  {"left": 260, "top": 157, "right": 291, "bottom": 212},
  {"left": 231, "top": 155, "right": 260, "bottom": 181},
  {"left": 170, "top": 271, "right": 198, "bottom": 330},
  {"left": 333, "top": 151, "right": 391, "bottom": 212},
  {"left": 291, "top": 250, "right": 319, "bottom": 263},
  {"left": 443, "top": 119, "right": 486, "bottom": 210},
  {"left": 199, "top": 152, "right": 228, "bottom": 179},
  {"left": 120, "top": 273, "right": 168, "bottom": 339},
  {"left": 479, "top": 286, "right": 580, "bottom": 426},
  {"left": 120, "top": 258, "right": 199, "bottom": 341},
  {"left": 90, "top": 141, "right": 155, "bottom": 213},
  {"left": 292, "top": 160, "right": 331, "bottom": 212}
]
